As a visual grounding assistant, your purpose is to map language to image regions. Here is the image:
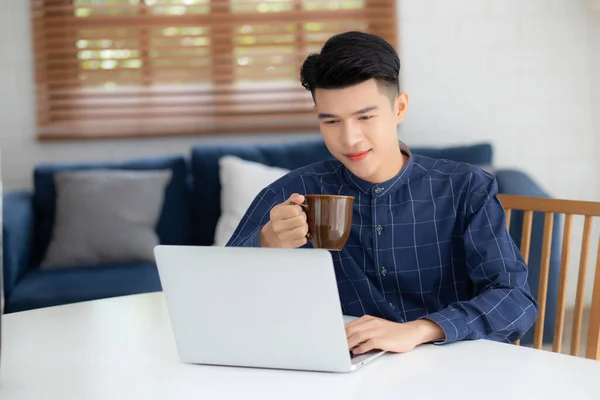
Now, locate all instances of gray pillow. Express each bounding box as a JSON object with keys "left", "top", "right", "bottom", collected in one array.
[{"left": 40, "top": 169, "right": 172, "bottom": 269}]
